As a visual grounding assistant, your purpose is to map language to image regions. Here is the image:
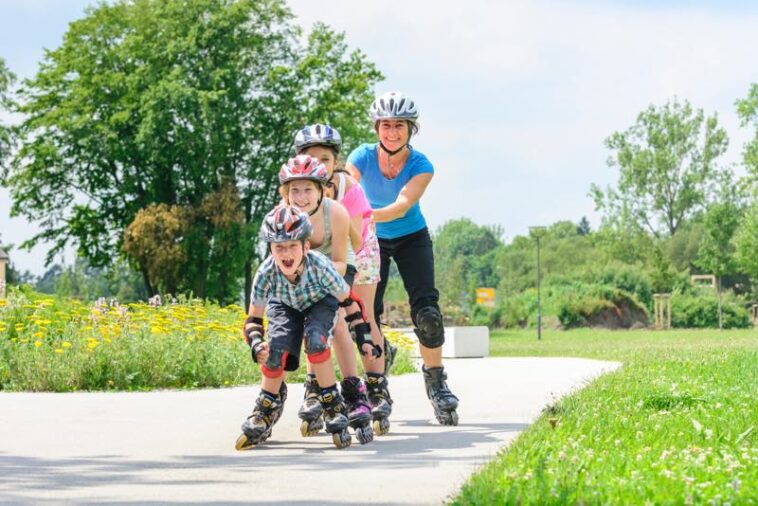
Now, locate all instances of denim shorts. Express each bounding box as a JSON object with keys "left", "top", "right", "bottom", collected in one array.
[{"left": 265, "top": 295, "right": 339, "bottom": 372}]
